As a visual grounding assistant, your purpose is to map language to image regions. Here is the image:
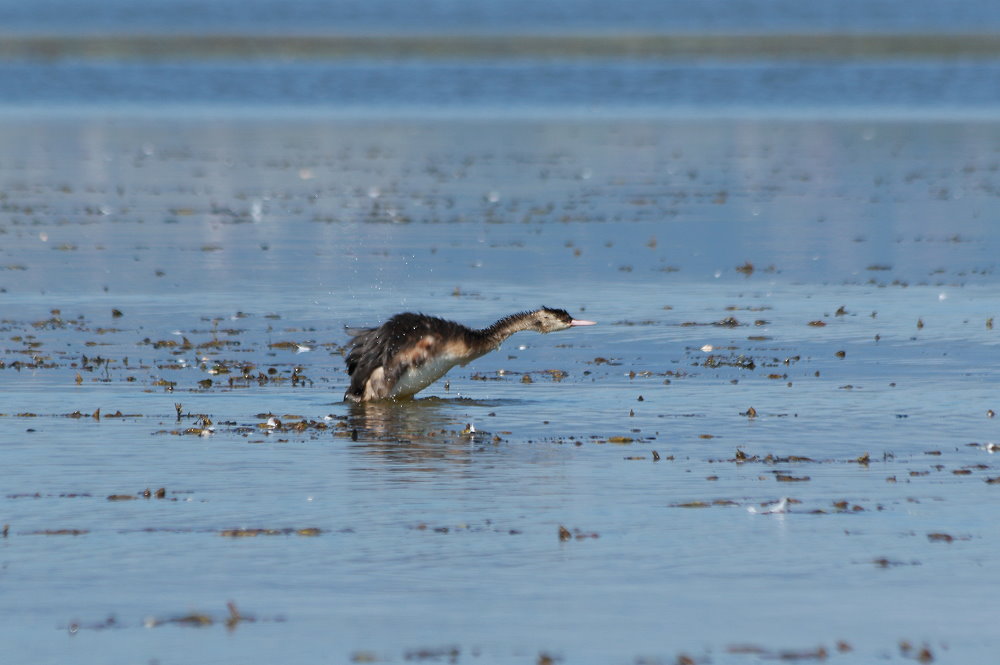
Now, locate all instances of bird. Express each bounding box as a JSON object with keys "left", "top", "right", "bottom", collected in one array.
[{"left": 343, "top": 307, "right": 596, "bottom": 402}]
